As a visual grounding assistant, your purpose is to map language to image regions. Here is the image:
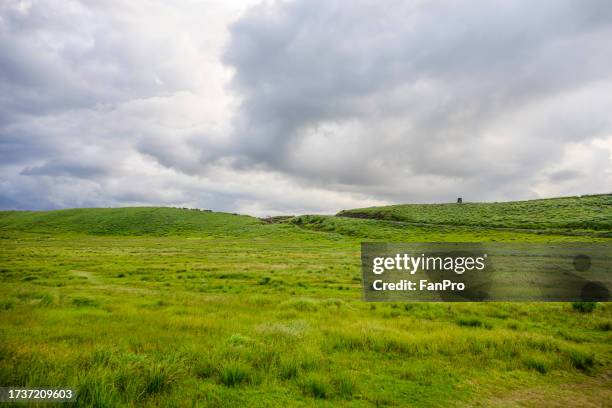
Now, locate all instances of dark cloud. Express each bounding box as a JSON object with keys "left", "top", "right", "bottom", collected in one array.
[
  {"left": 21, "top": 159, "right": 108, "bottom": 178},
  {"left": 0, "top": 0, "right": 611, "bottom": 214},
  {"left": 548, "top": 169, "right": 582, "bottom": 183},
  {"left": 222, "top": 0, "right": 612, "bottom": 201}
]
